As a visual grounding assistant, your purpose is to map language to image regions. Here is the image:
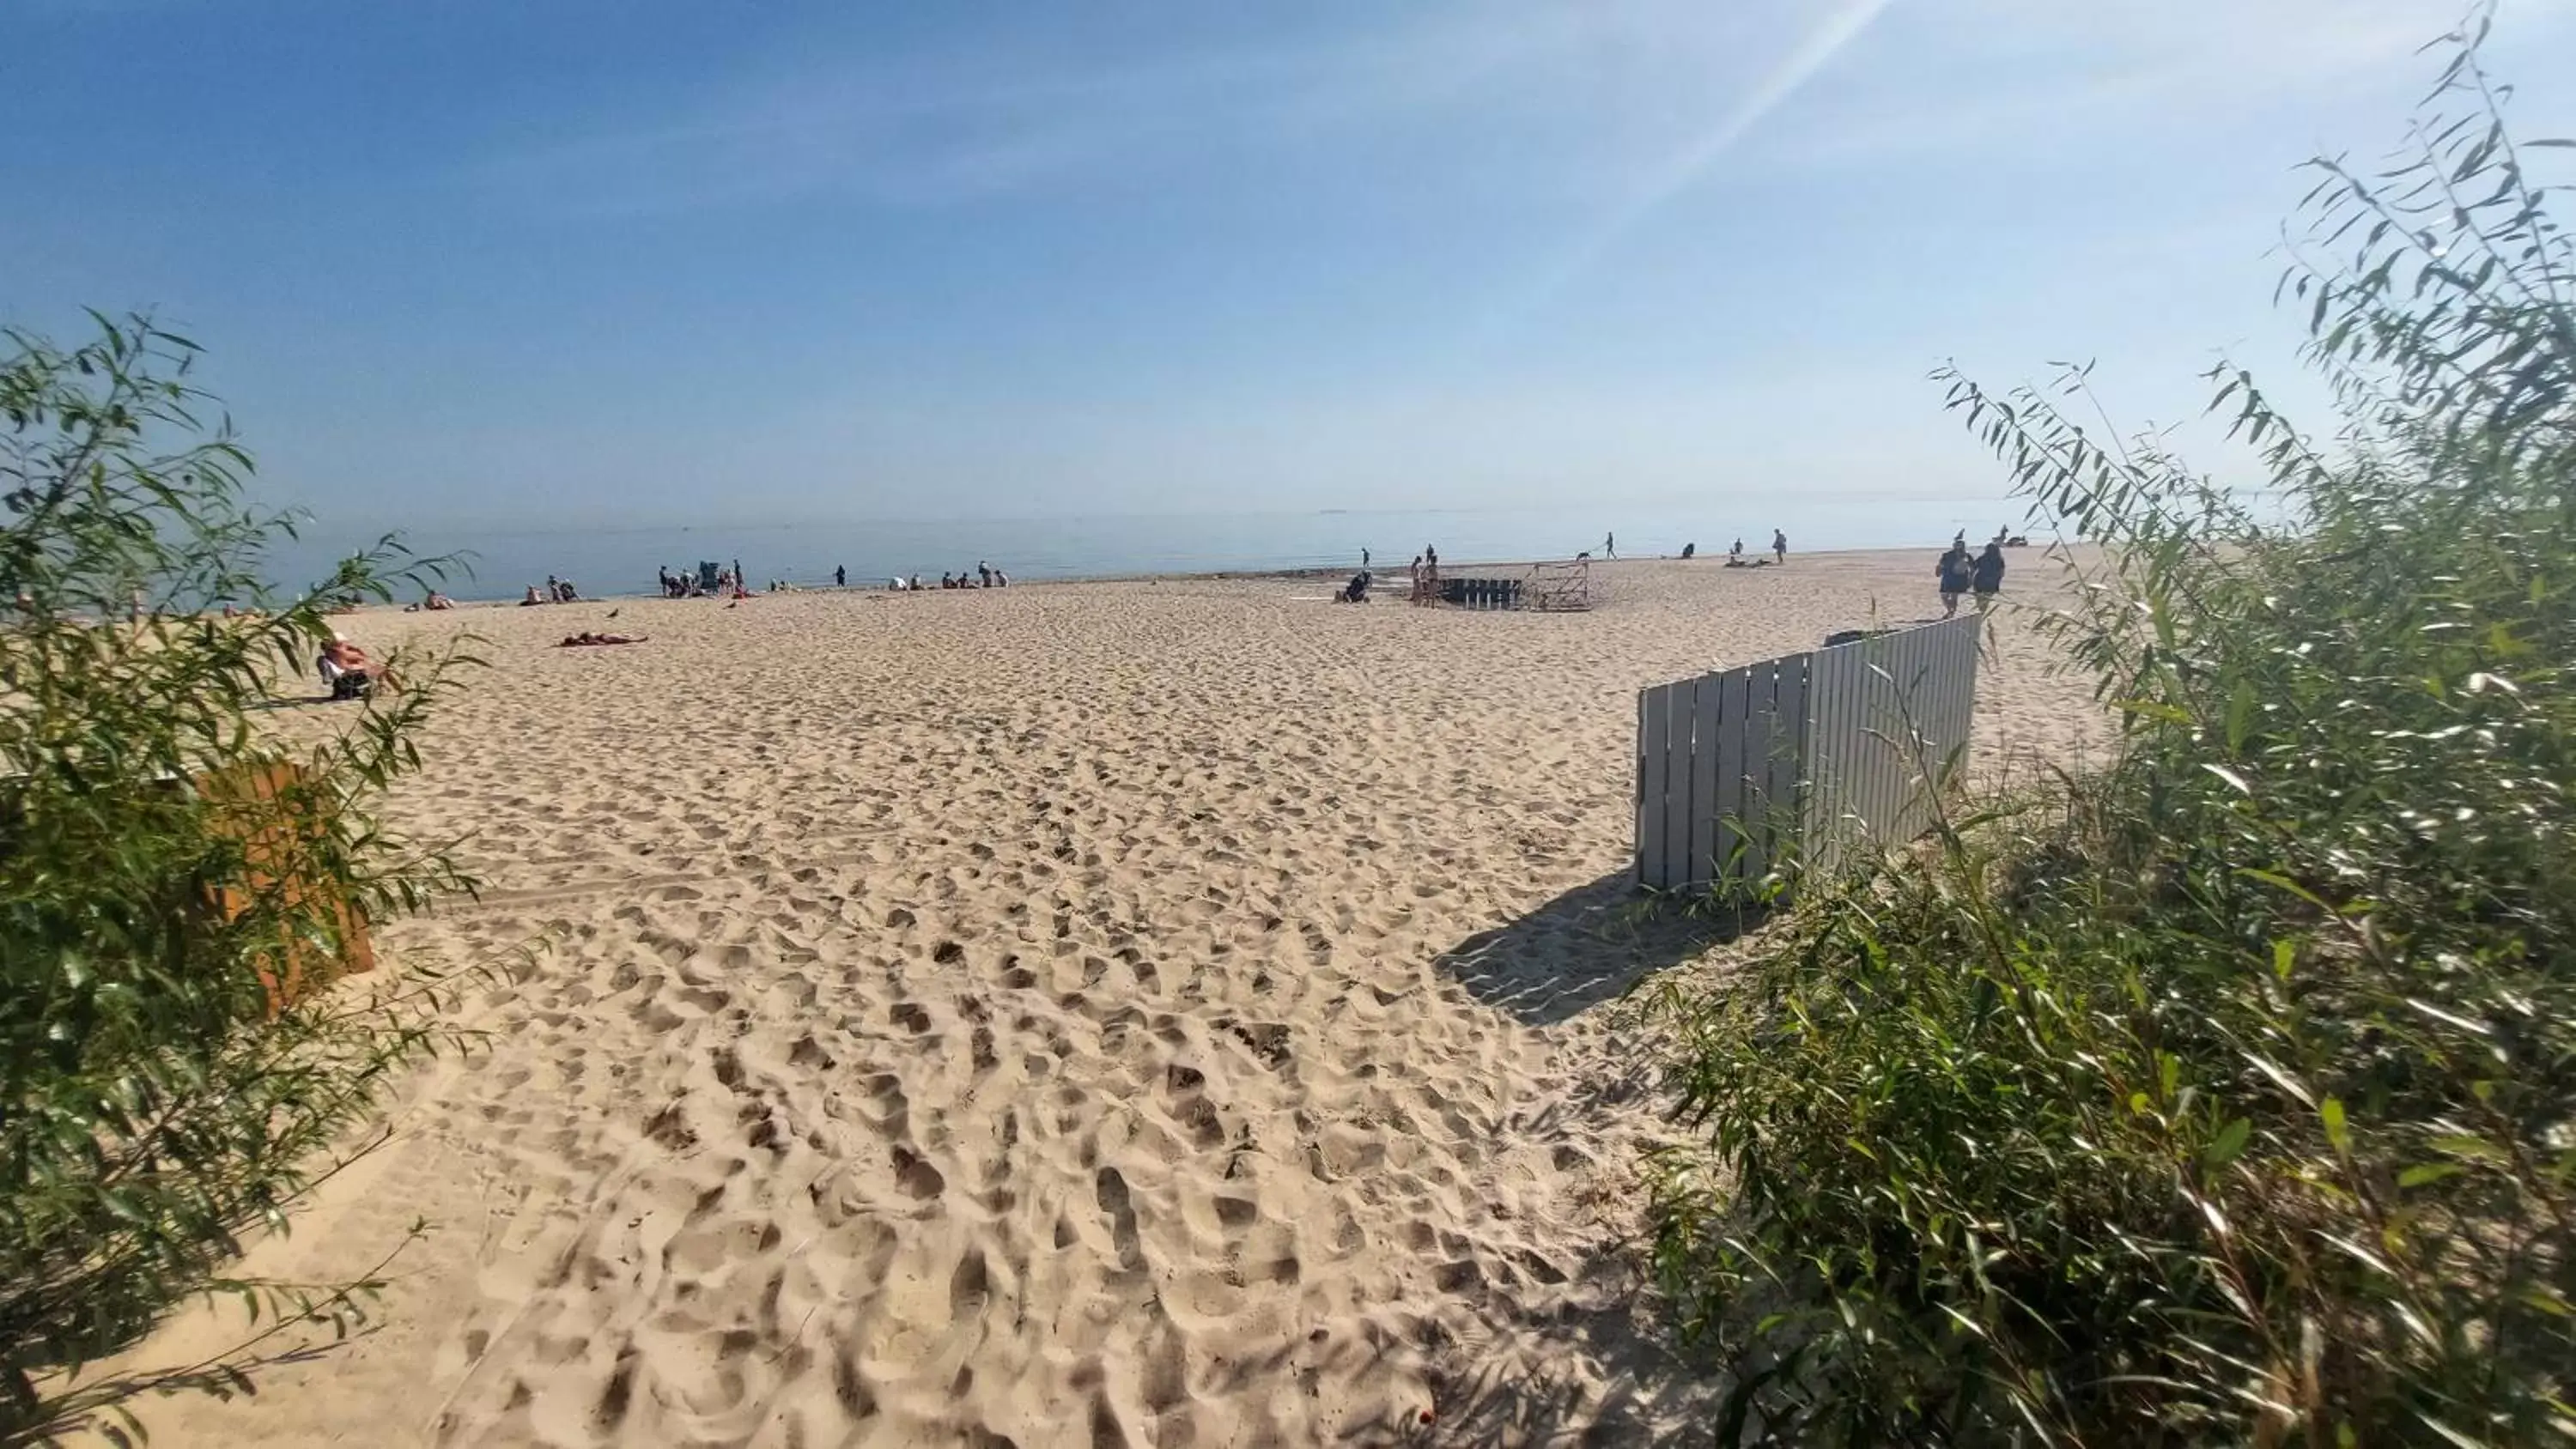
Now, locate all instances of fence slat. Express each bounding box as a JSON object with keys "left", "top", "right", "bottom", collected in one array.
[
  {"left": 1714, "top": 667, "right": 1752, "bottom": 890},
  {"left": 1639, "top": 682, "right": 1674, "bottom": 887},
  {"left": 1746, "top": 662, "right": 1784, "bottom": 885},
  {"left": 1802, "top": 643, "right": 1850, "bottom": 878},
  {"left": 1765, "top": 653, "right": 1809, "bottom": 883},
  {"left": 1662, "top": 680, "right": 1695, "bottom": 888},
  {"left": 1688, "top": 672, "right": 1722, "bottom": 888},
  {"left": 1635, "top": 686, "right": 1652, "bottom": 885}
]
